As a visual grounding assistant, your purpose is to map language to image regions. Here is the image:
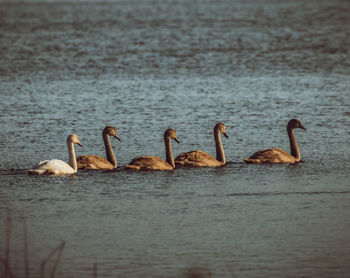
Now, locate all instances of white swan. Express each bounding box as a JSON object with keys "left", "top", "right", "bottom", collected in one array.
[
  {"left": 125, "top": 128, "right": 180, "bottom": 171},
  {"left": 77, "top": 126, "right": 120, "bottom": 170},
  {"left": 27, "top": 134, "right": 83, "bottom": 175},
  {"left": 243, "top": 118, "right": 307, "bottom": 164},
  {"left": 175, "top": 122, "right": 228, "bottom": 167}
]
